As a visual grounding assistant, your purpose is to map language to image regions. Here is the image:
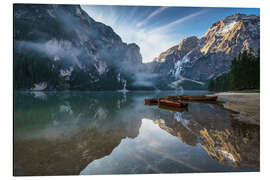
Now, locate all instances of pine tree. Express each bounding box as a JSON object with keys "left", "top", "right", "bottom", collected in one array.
[{"left": 208, "top": 50, "right": 260, "bottom": 91}]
